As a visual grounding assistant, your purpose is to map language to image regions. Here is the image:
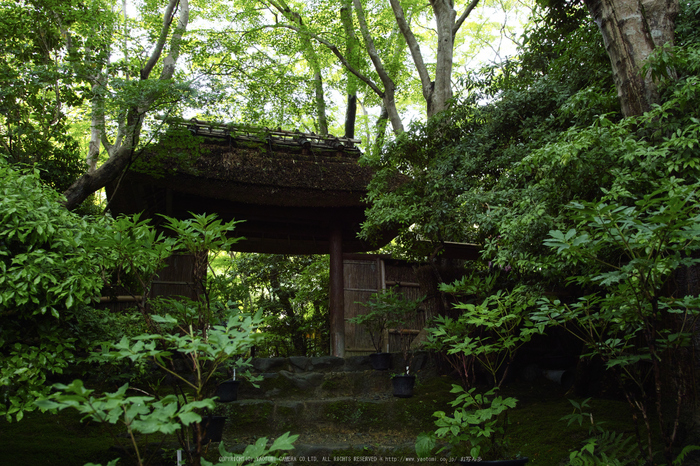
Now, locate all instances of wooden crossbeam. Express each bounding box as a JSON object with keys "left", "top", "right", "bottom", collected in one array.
[{"left": 162, "top": 117, "right": 362, "bottom": 150}]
